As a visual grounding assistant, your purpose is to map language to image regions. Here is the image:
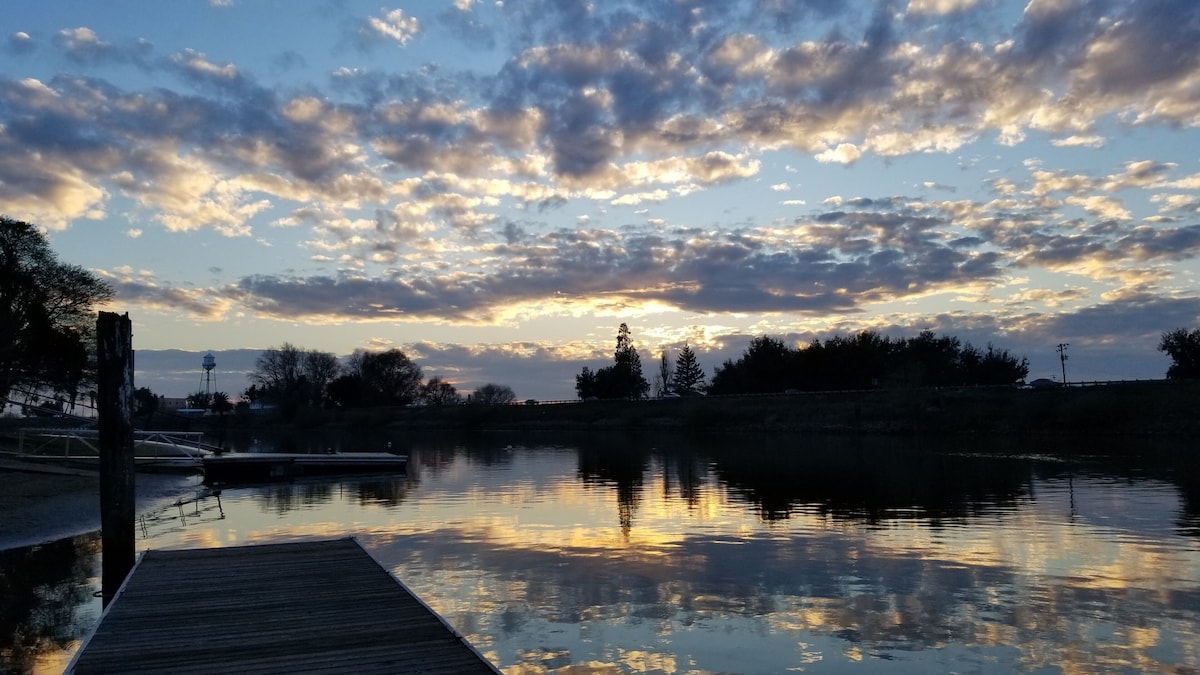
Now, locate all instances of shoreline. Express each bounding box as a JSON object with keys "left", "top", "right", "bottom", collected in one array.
[{"left": 0, "top": 458, "right": 204, "bottom": 551}]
